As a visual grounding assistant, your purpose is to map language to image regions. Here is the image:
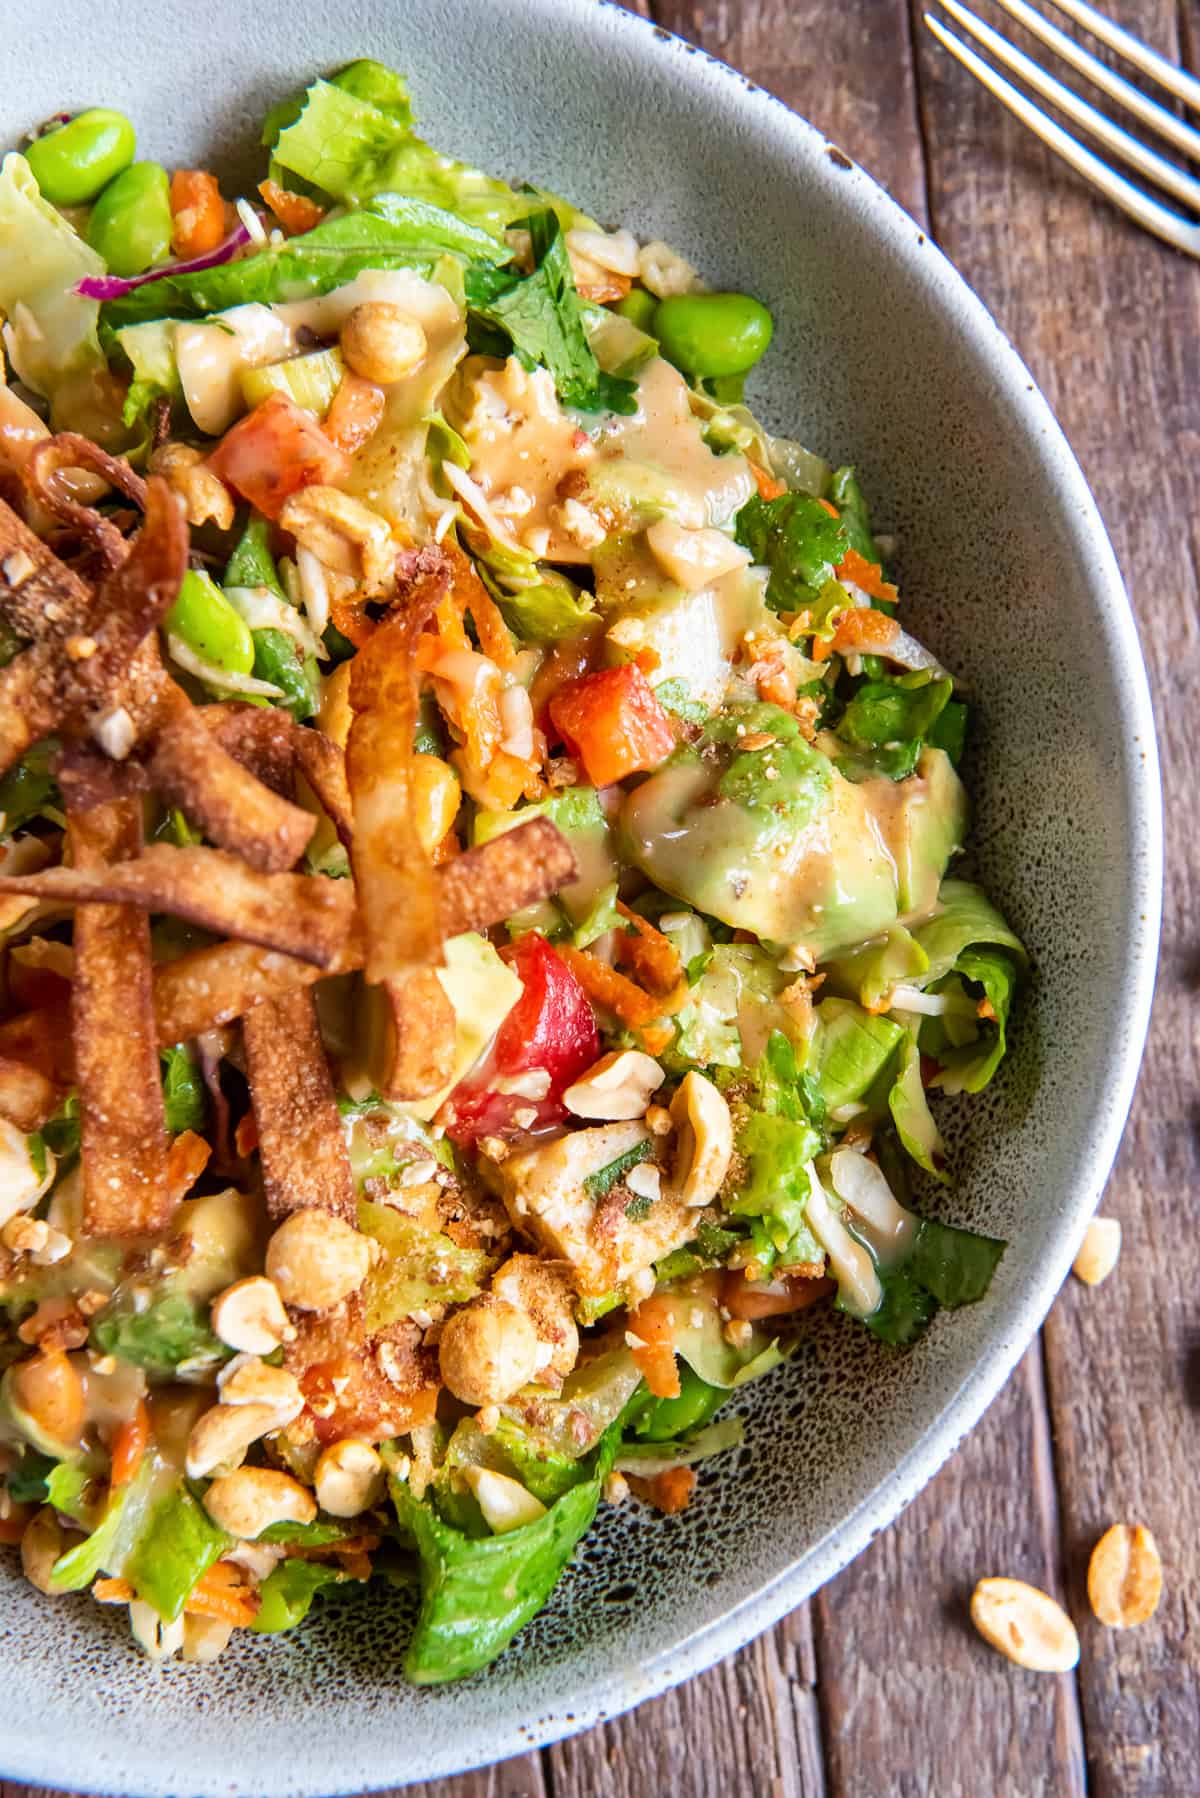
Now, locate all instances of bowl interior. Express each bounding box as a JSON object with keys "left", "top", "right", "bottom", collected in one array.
[{"left": 0, "top": 2, "right": 1160, "bottom": 1792}]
